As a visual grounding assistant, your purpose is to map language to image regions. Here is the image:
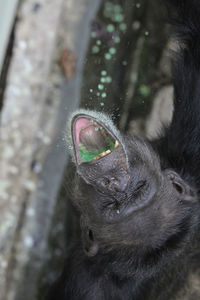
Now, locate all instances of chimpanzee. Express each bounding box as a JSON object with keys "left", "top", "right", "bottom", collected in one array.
[{"left": 46, "top": 0, "right": 200, "bottom": 299}]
